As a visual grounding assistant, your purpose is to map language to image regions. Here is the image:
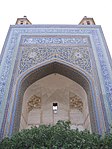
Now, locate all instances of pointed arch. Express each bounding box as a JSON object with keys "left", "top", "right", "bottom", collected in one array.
[{"left": 10, "top": 62, "right": 99, "bottom": 134}]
